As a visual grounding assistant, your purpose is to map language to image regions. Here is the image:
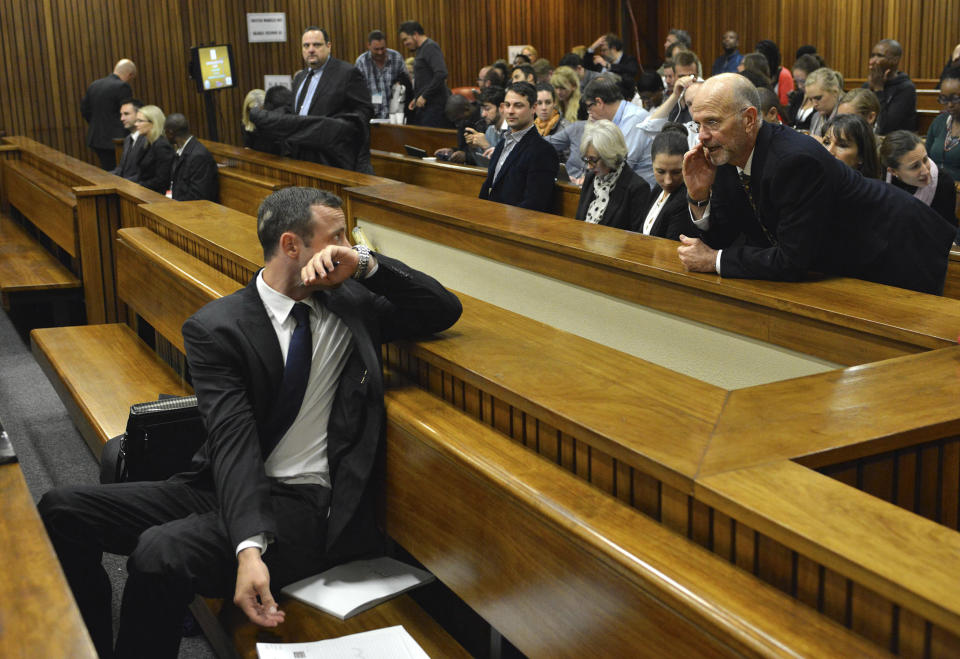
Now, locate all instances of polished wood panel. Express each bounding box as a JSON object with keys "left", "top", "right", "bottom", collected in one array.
[
  {"left": 634, "top": 0, "right": 960, "bottom": 81},
  {"left": 2, "top": 159, "right": 78, "bottom": 257},
  {"left": 116, "top": 227, "right": 242, "bottom": 354},
  {"left": 0, "top": 463, "right": 97, "bottom": 659},
  {"left": 2, "top": 0, "right": 618, "bottom": 164},
  {"left": 348, "top": 184, "right": 960, "bottom": 364},
  {"left": 0, "top": 213, "right": 81, "bottom": 297},
  {"left": 385, "top": 384, "right": 884, "bottom": 657},
  {"left": 370, "top": 123, "right": 458, "bottom": 156},
  {"left": 31, "top": 324, "right": 192, "bottom": 455},
  {"left": 370, "top": 149, "right": 581, "bottom": 218},
  {"left": 217, "top": 167, "right": 284, "bottom": 218}
]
